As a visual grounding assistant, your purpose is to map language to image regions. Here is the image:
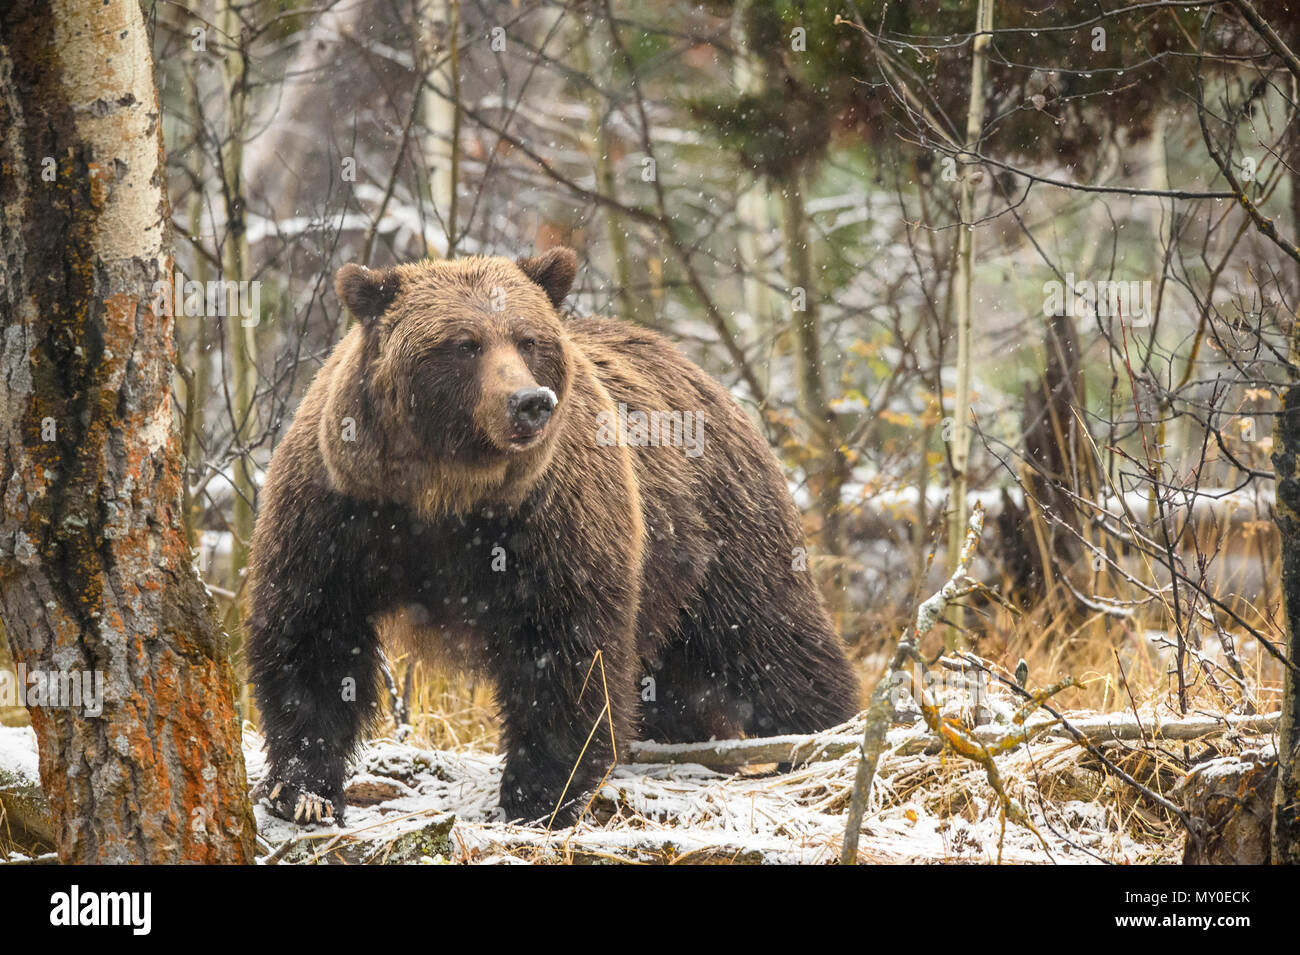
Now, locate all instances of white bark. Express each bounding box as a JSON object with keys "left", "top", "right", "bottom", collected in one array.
[
  {"left": 947, "top": 0, "right": 993, "bottom": 572},
  {"left": 420, "top": 0, "right": 459, "bottom": 255}
]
